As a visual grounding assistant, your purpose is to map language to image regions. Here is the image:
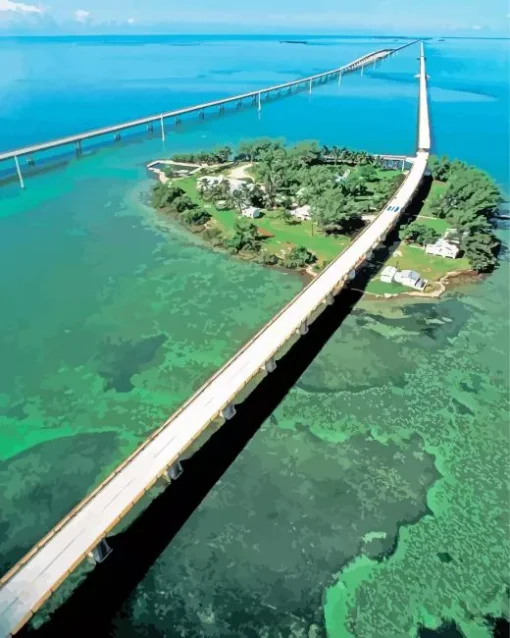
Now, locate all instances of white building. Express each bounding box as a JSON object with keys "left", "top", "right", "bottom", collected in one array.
[
  {"left": 198, "top": 176, "right": 252, "bottom": 196},
  {"left": 290, "top": 205, "right": 311, "bottom": 221},
  {"left": 380, "top": 266, "right": 398, "bottom": 283},
  {"left": 394, "top": 269, "right": 425, "bottom": 290},
  {"left": 426, "top": 238, "right": 460, "bottom": 259},
  {"left": 241, "top": 206, "right": 262, "bottom": 219}
]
